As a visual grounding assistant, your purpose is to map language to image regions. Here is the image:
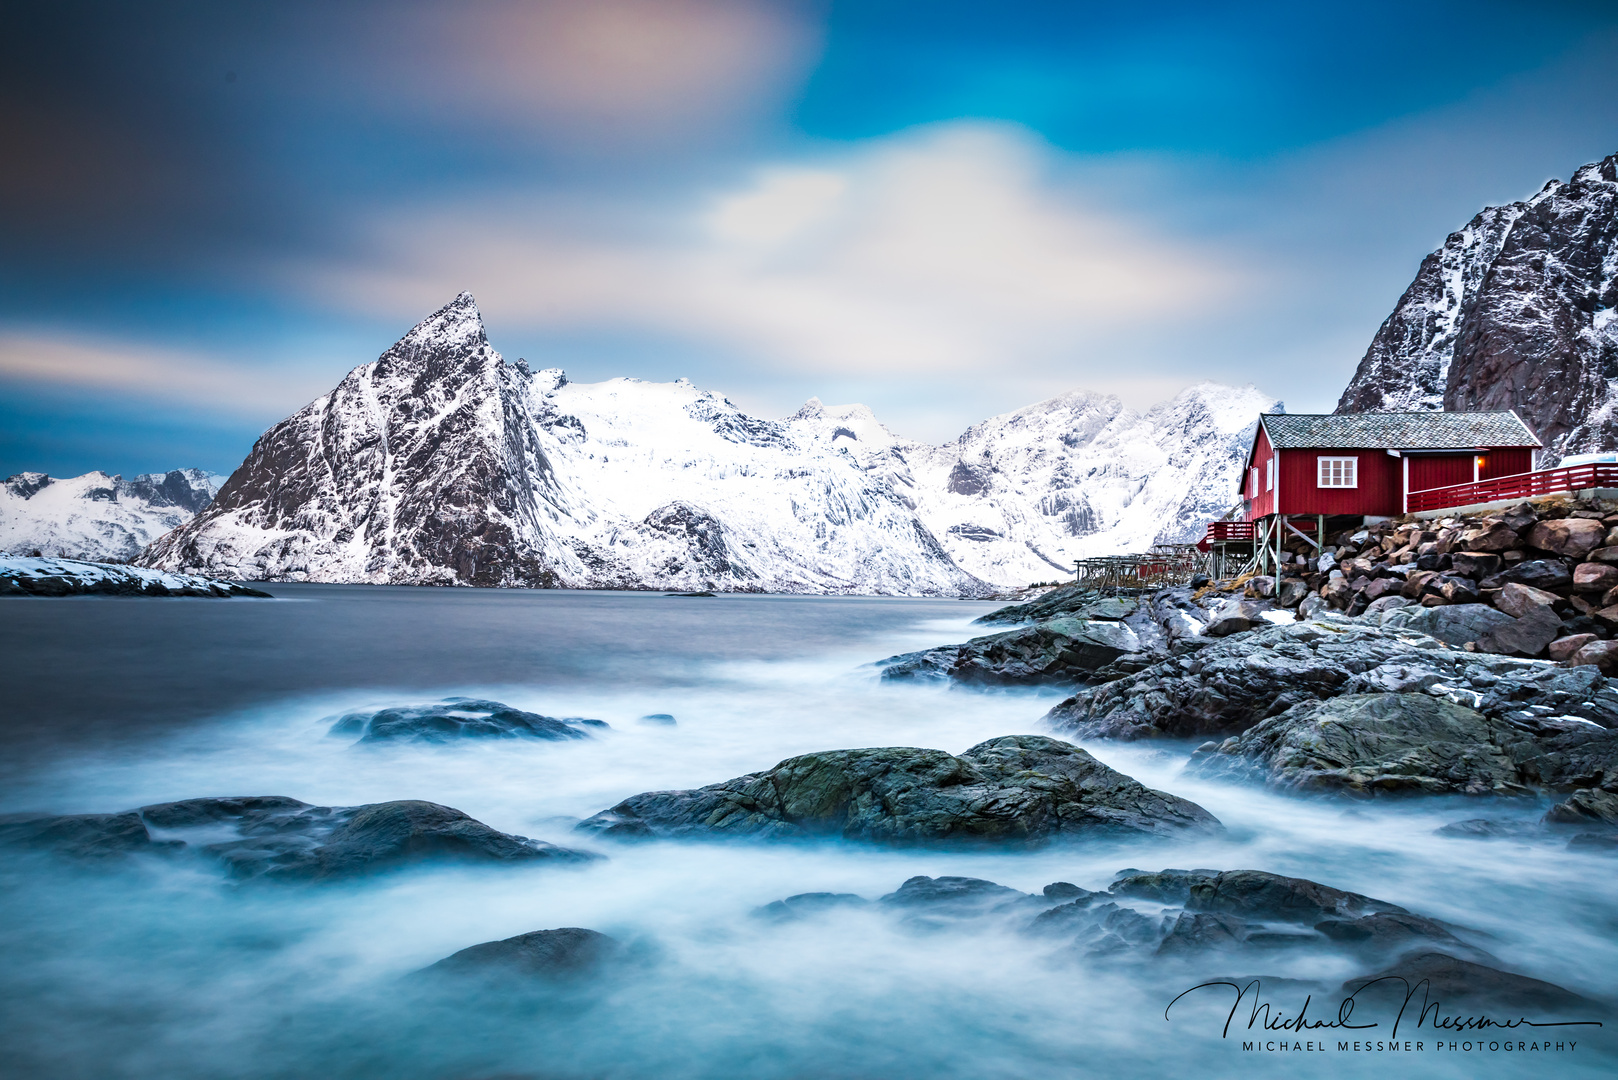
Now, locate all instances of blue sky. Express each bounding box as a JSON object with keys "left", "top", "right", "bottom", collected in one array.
[{"left": 3, "top": 0, "right": 1617, "bottom": 478}]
